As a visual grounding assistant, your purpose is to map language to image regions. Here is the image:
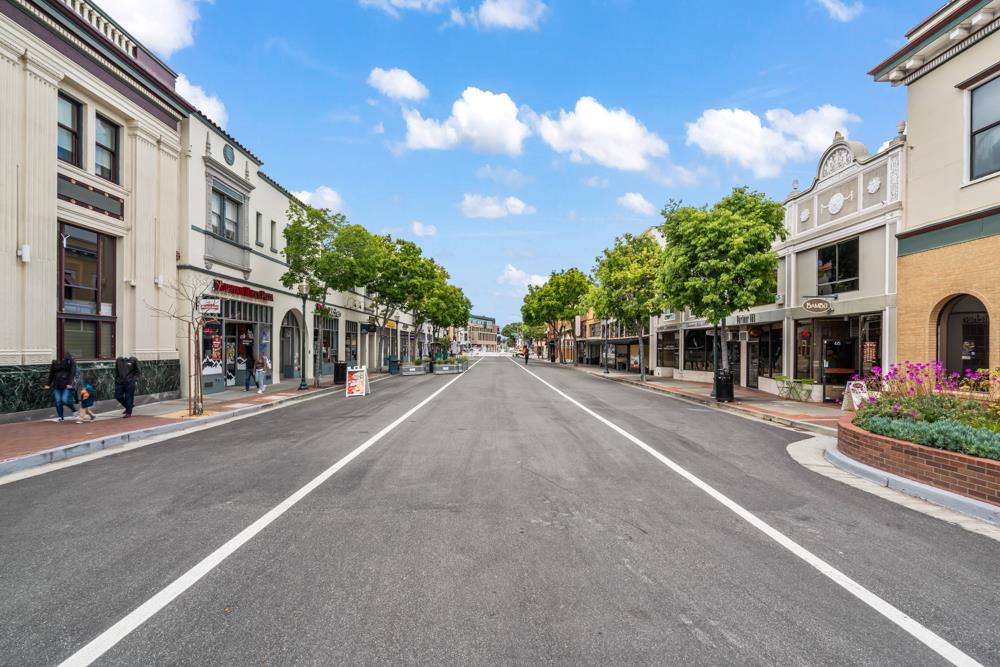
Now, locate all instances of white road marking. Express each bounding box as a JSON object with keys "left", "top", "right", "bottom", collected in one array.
[
  {"left": 59, "top": 360, "right": 481, "bottom": 666},
  {"left": 508, "top": 358, "right": 982, "bottom": 667}
]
